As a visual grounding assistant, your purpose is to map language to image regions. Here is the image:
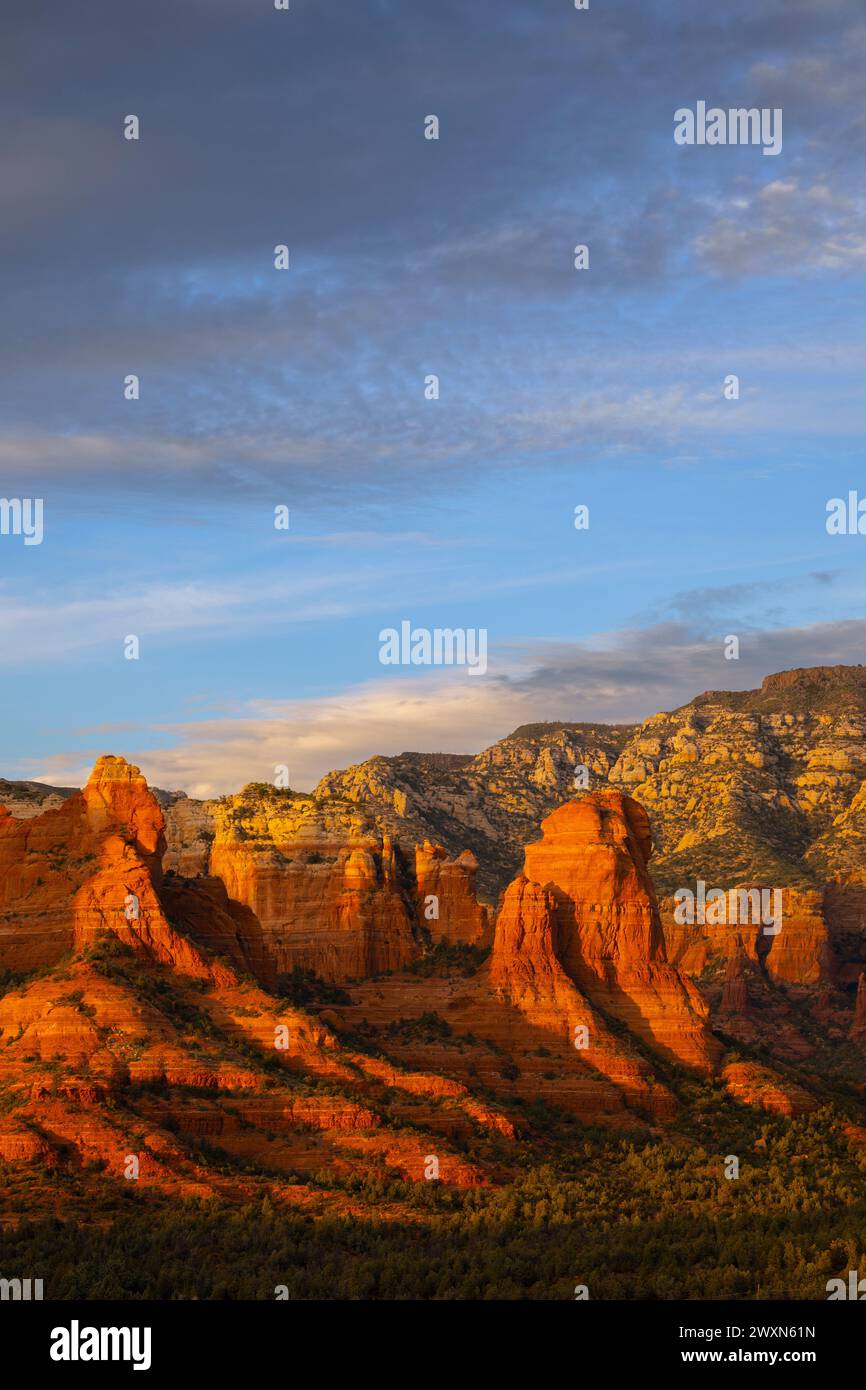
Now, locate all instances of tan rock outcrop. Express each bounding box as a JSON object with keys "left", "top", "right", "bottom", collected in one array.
[
  {"left": 161, "top": 792, "right": 216, "bottom": 875},
  {"left": 662, "top": 887, "right": 832, "bottom": 986}
]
